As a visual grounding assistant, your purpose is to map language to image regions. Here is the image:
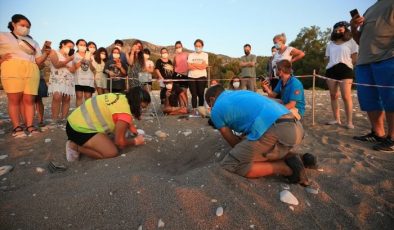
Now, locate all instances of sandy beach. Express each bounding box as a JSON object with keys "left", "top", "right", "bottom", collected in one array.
[{"left": 0, "top": 90, "right": 393, "bottom": 229}]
